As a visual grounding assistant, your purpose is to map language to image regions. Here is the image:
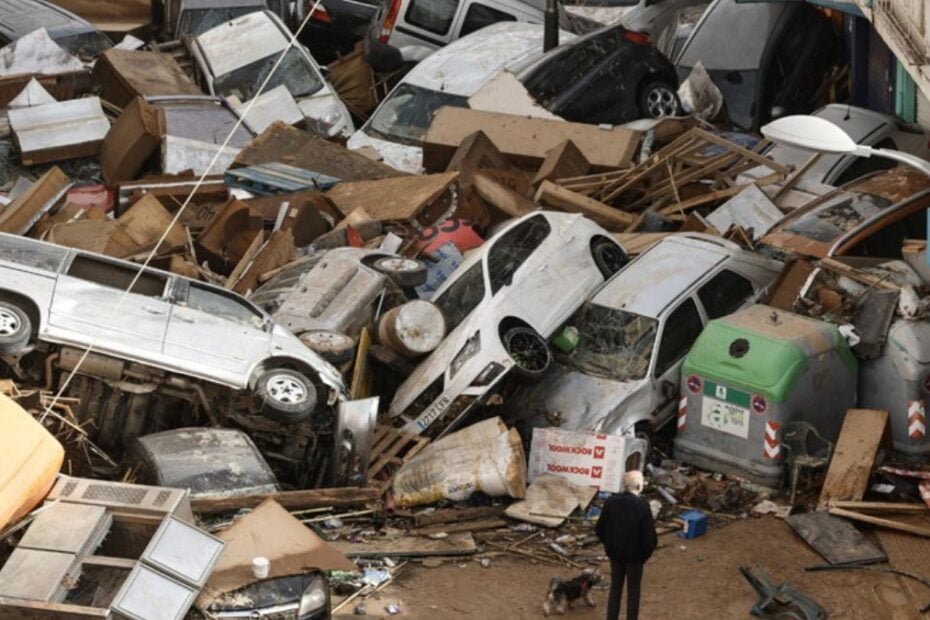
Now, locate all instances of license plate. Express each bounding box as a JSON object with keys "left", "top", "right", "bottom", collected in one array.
[
  {"left": 701, "top": 396, "right": 750, "bottom": 438},
  {"left": 415, "top": 394, "right": 452, "bottom": 431}
]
